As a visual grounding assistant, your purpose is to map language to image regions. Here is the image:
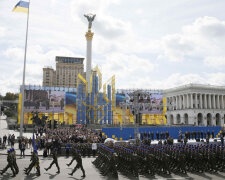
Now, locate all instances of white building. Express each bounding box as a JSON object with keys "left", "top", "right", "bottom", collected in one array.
[{"left": 163, "top": 84, "right": 225, "bottom": 126}]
